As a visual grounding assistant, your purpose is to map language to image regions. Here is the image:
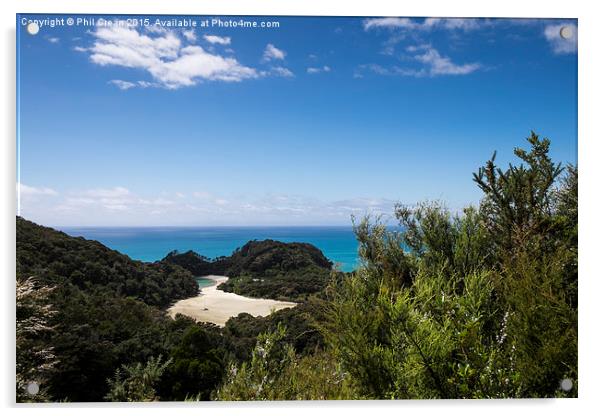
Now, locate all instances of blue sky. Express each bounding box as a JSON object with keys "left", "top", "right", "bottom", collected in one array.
[{"left": 17, "top": 15, "right": 577, "bottom": 226}]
